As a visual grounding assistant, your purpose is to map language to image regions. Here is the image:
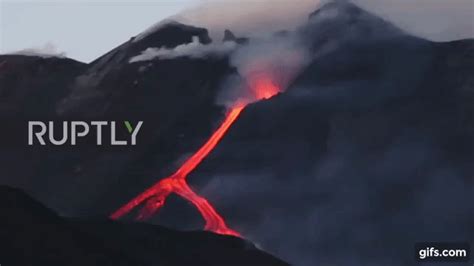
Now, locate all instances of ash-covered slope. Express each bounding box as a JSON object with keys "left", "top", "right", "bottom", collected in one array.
[
  {"left": 0, "top": 185, "right": 289, "bottom": 266},
  {"left": 305, "top": 0, "right": 405, "bottom": 48},
  {"left": 188, "top": 2, "right": 473, "bottom": 266}
]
